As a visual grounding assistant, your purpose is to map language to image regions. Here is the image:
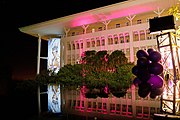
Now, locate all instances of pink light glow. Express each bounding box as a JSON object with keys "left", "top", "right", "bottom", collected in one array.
[
  {"left": 70, "top": 14, "right": 97, "bottom": 27},
  {"left": 70, "top": 3, "right": 157, "bottom": 27},
  {"left": 104, "top": 85, "right": 109, "bottom": 94},
  {"left": 109, "top": 5, "right": 154, "bottom": 19},
  {"left": 80, "top": 85, "right": 87, "bottom": 97}
]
